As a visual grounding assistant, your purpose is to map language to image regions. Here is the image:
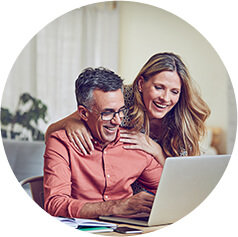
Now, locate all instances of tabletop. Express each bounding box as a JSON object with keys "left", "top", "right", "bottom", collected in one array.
[{"left": 95, "top": 222, "right": 169, "bottom": 236}]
